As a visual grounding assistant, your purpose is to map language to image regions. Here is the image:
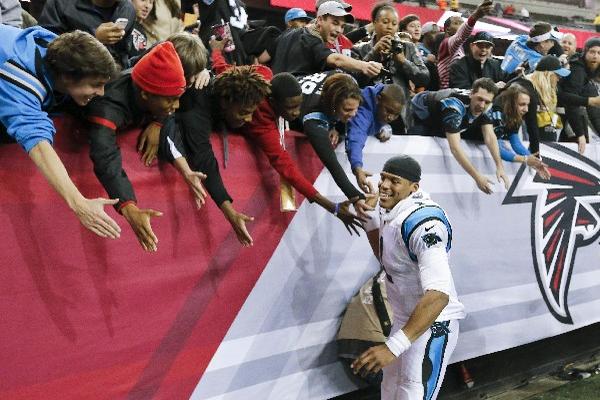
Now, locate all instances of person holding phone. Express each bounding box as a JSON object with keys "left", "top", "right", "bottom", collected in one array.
[{"left": 38, "top": 0, "right": 136, "bottom": 68}]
